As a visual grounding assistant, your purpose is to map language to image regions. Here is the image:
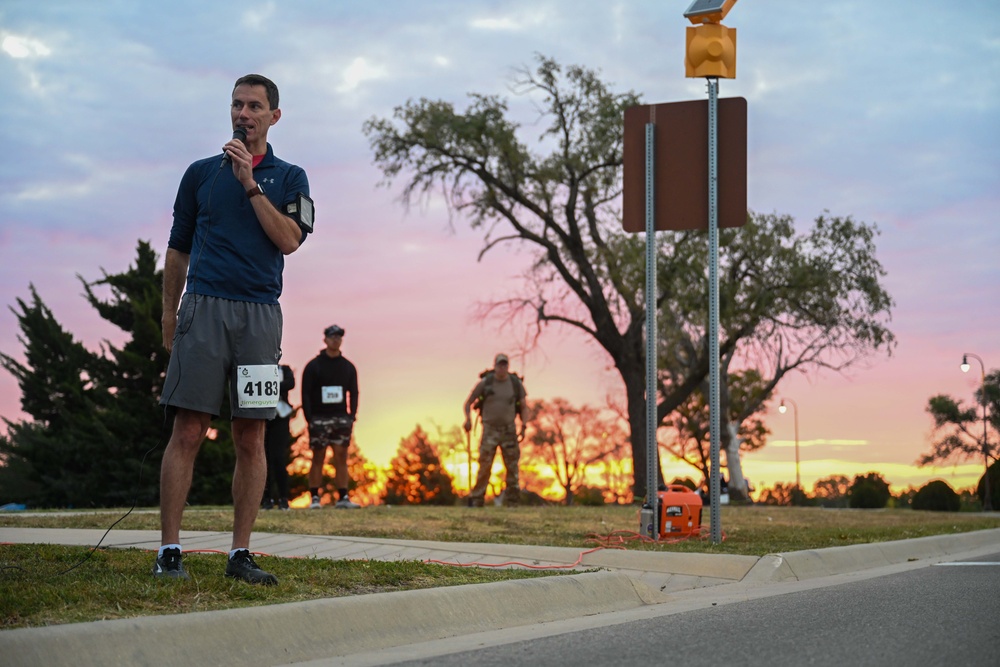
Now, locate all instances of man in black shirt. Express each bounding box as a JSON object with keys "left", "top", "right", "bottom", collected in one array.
[{"left": 301, "top": 324, "right": 360, "bottom": 508}]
